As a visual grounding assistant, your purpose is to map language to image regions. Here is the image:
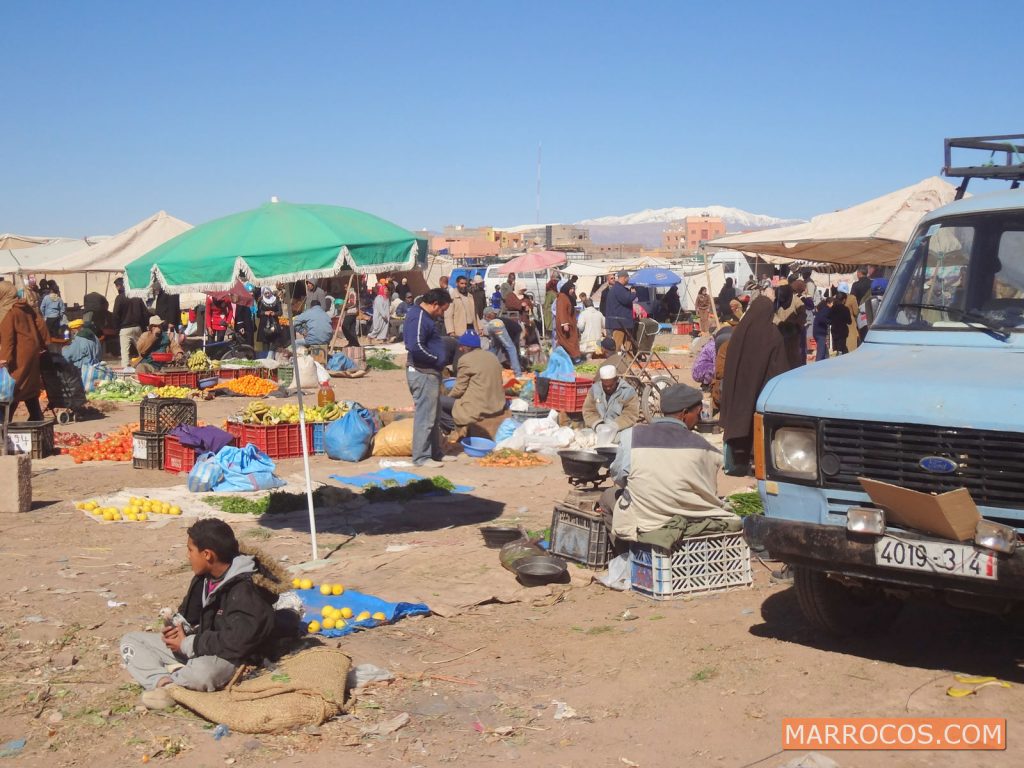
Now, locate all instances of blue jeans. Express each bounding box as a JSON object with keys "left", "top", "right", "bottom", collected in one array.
[
  {"left": 813, "top": 333, "right": 830, "bottom": 361},
  {"left": 487, "top": 325, "right": 522, "bottom": 375},
  {"left": 406, "top": 368, "right": 442, "bottom": 464}
]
